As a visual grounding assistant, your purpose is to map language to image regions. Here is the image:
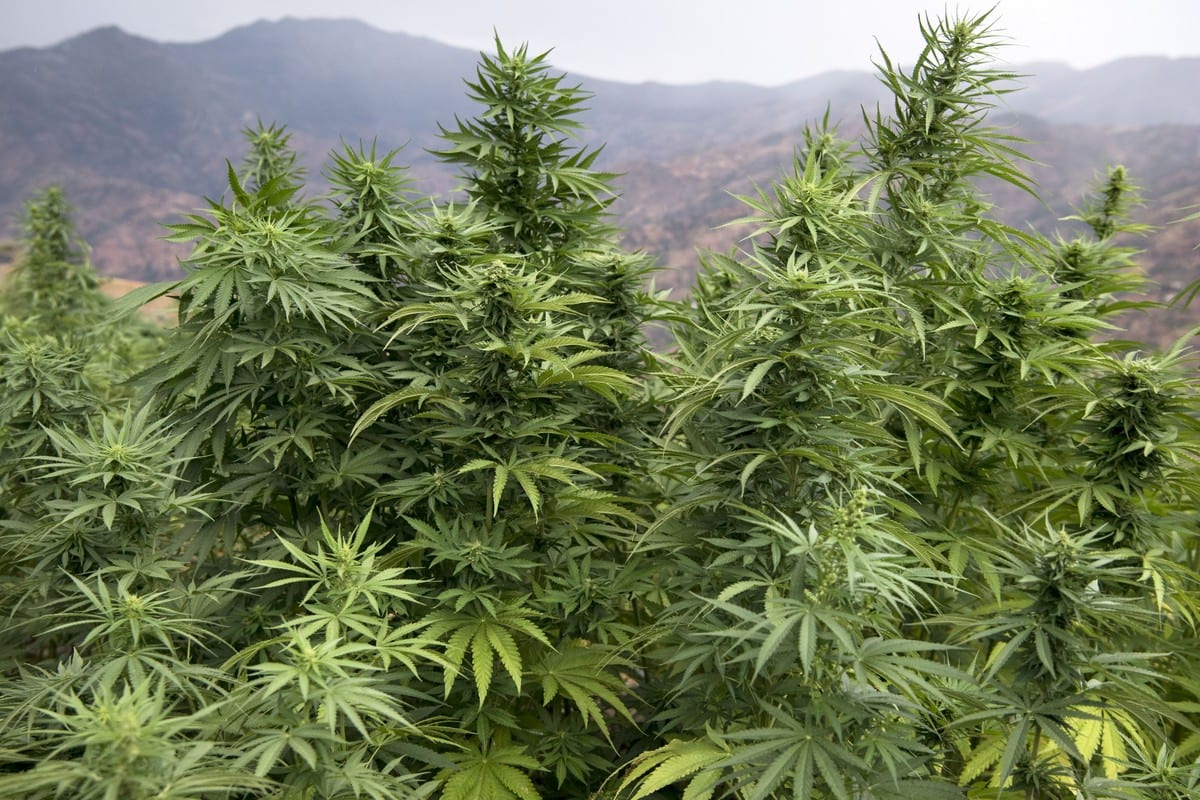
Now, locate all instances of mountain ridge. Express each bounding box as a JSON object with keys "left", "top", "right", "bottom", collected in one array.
[{"left": 2, "top": 17, "right": 1198, "bottom": 343}]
